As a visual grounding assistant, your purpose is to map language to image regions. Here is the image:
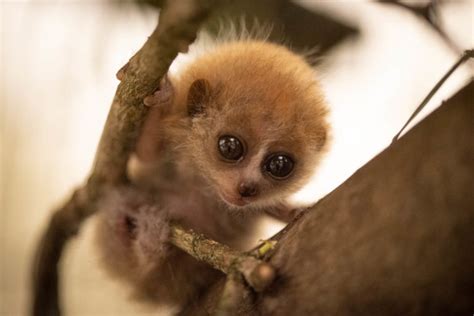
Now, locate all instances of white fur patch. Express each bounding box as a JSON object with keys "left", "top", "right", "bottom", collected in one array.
[{"left": 169, "top": 19, "right": 272, "bottom": 76}]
